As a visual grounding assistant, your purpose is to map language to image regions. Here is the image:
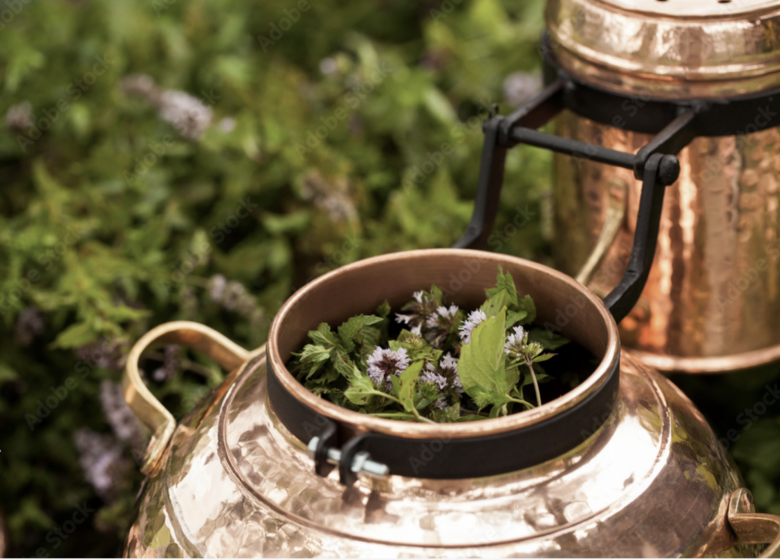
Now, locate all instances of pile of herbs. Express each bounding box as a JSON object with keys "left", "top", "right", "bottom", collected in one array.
[{"left": 290, "top": 268, "right": 574, "bottom": 422}]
